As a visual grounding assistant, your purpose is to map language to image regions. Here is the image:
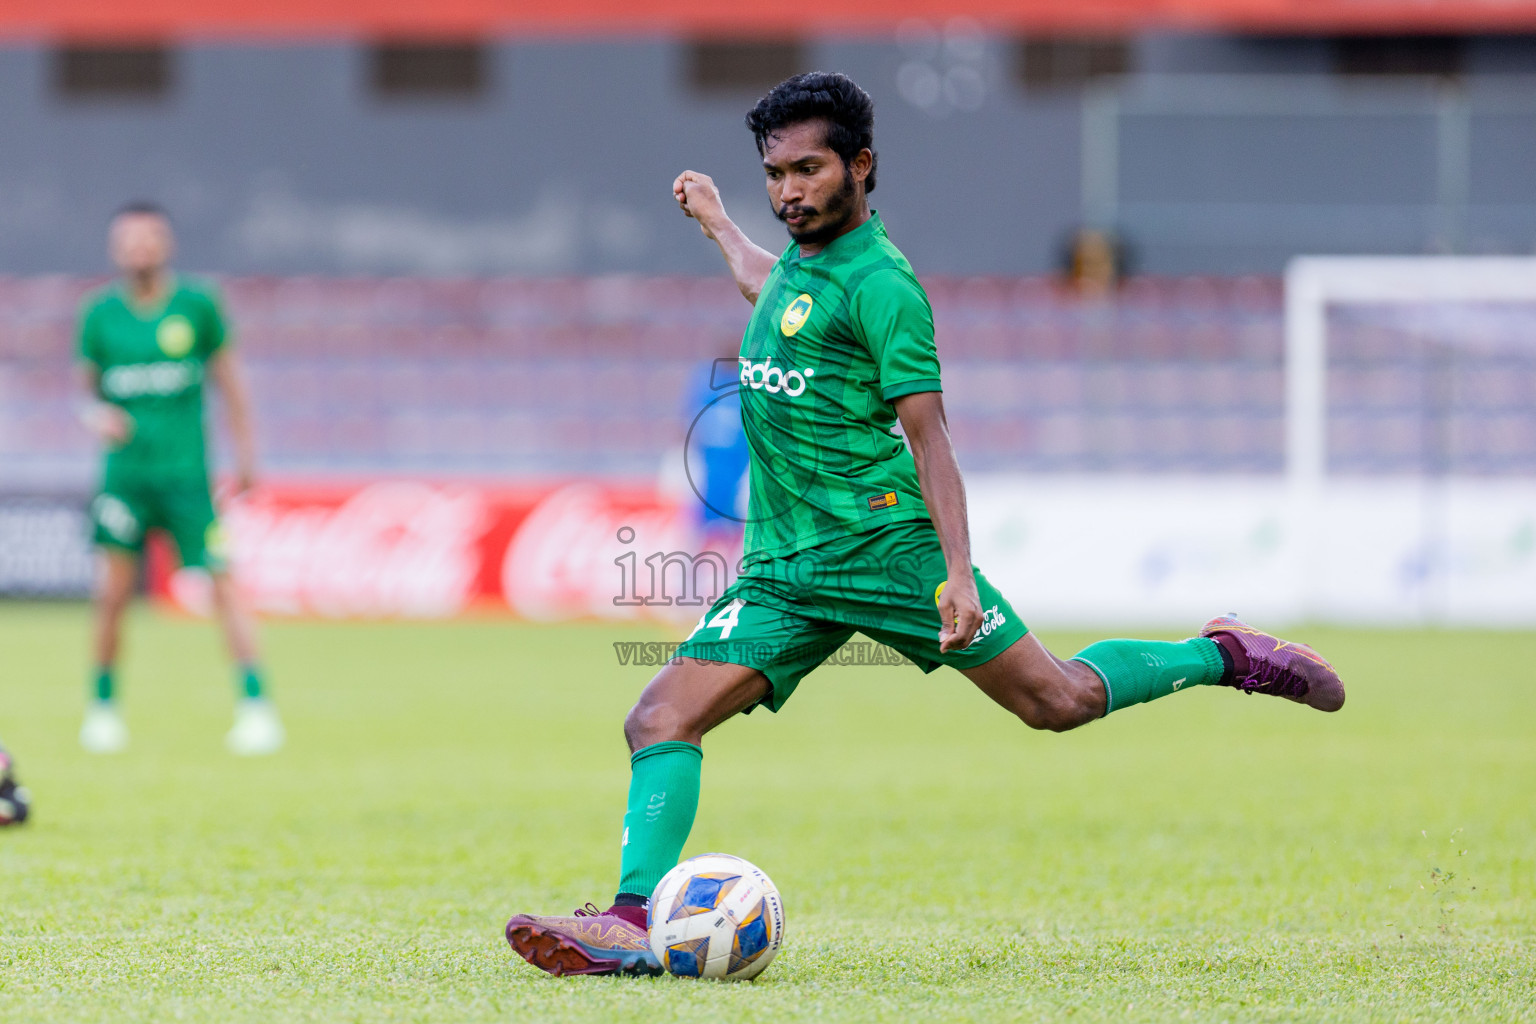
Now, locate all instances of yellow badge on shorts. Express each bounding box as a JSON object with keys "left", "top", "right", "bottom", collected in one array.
[
  {"left": 157, "top": 315, "right": 195, "bottom": 358},
  {"left": 934, "top": 580, "right": 961, "bottom": 628},
  {"left": 780, "top": 294, "right": 814, "bottom": 336}
]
